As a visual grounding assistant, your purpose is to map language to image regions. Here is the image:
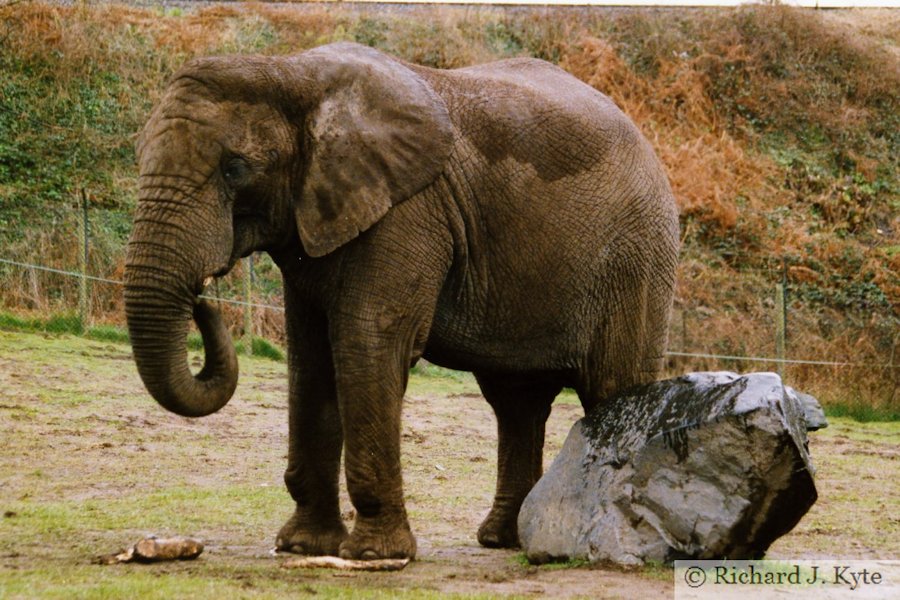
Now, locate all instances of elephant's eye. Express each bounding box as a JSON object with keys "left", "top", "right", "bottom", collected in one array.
[{"left": 222, "top": 156, "right": 250, "bottom": 186}]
